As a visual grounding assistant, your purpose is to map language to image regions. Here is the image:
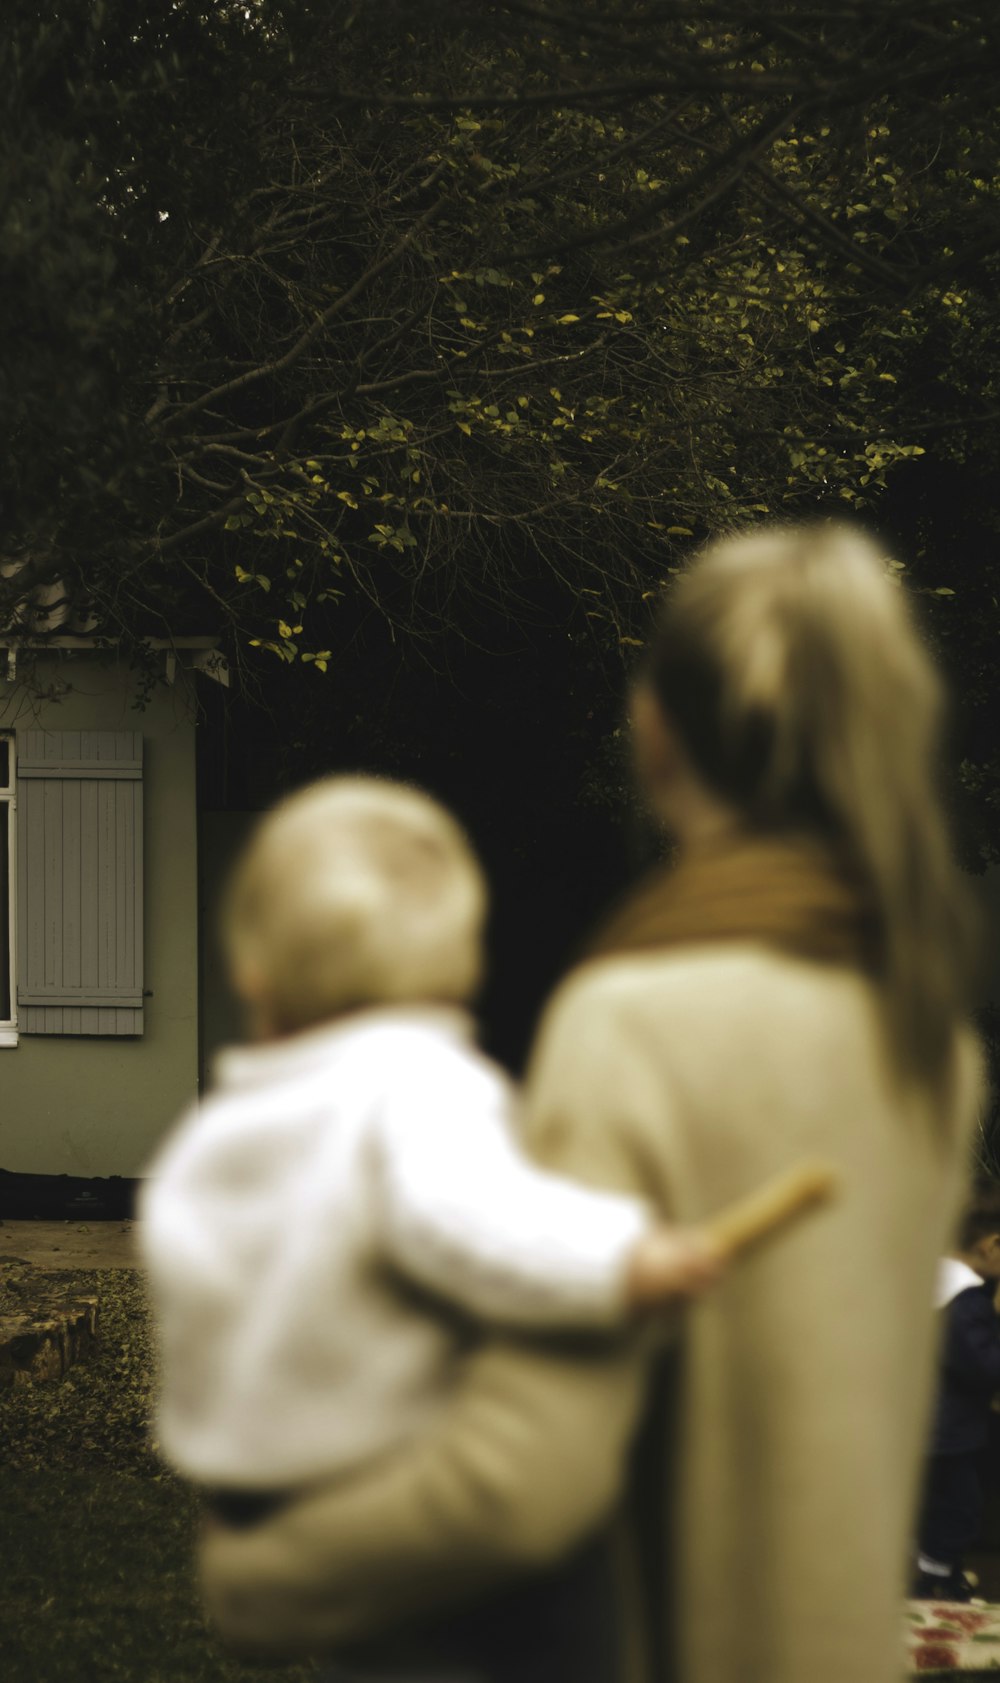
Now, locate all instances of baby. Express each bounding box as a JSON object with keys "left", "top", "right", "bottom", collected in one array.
[{"left": 139, "top": 777, "right": 719, "bottom": 1518}]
